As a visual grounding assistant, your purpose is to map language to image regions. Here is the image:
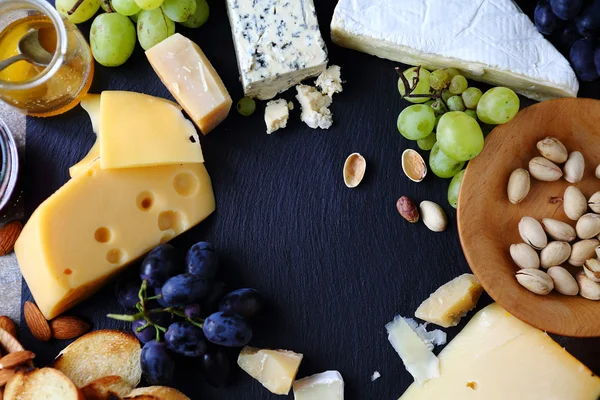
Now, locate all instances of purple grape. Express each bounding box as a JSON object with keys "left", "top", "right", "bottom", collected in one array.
[
  {"left": 140, "top": 244, "right": 182, "bottom": 287},
  {"left": 575, "top": 0, "right": 600, "bottom": 37},
  {"left": 595, "top": 47, "right": 600, "bottom": 75},
  {"left": 161, "top": 273, "right": 212, "bottom": 307},
  {"left": 535, "top": 1, "right": 561, "bottom": 35},
  {"left": 132, "top": 319, "right": 157, "bottom": 344},
  {"left": 165, "top": 322, "right": 207, "bottom": 357},
  {"left": 185, "top": 242, "right": 219, "bottom": 278},
  {"left": 218, "top": 288, "right": 265, "bottom": 319},
  {"left": 185, "top": 304, "right": 202, "bottom": 319},
  {"left": 141, "top": 341, "right": 175, "bottom": 385},
  {"left": 153, "top": 287, "right": 168, "bottom": 307},
  {"left": 550, "top": 0, "right": 583, "bottom": 20},
  {"left": 570, "top": 38, "right": 599, "bottom": 81},
  {"left": 116, "top": 281, "right": 140, "bottom": 310},
  {"left": 202, "top": 280, "right": 226, "bottom": 314},
  {"left": 203, "top": 312, "right": 252, "bottom": 347},
  {"left": 553, "top": 23, "right": 582, "bottom": 54},
  {"left": 201, "top": 349, "right": 231, "bottom": 387}
]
